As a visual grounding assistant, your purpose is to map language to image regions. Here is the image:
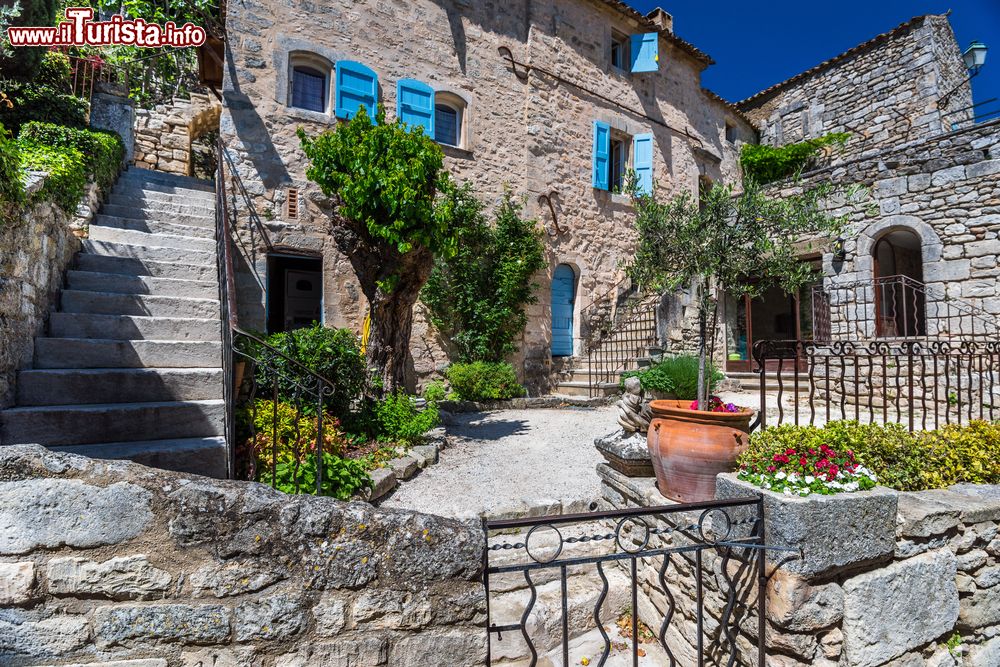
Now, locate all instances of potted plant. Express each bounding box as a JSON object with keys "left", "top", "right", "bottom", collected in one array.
[{"left": 627, "top": 175, "right": 849, "bottom": 502}]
